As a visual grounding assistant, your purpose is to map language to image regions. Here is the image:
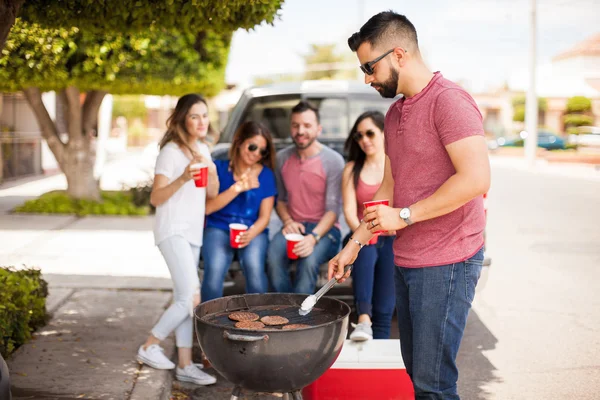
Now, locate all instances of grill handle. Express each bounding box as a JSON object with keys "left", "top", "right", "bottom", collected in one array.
[{"left": 223, "top": 331, "right": 269, "bottom": 342}]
